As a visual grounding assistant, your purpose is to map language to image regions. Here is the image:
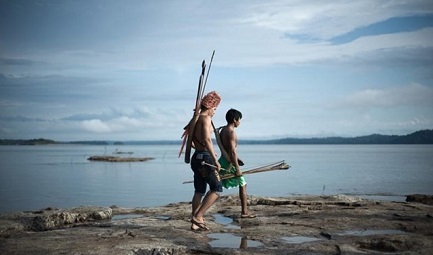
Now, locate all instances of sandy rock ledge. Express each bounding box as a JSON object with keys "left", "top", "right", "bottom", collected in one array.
[{"left": 1, "top": 194, "right": 432, "bottom": 255}]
